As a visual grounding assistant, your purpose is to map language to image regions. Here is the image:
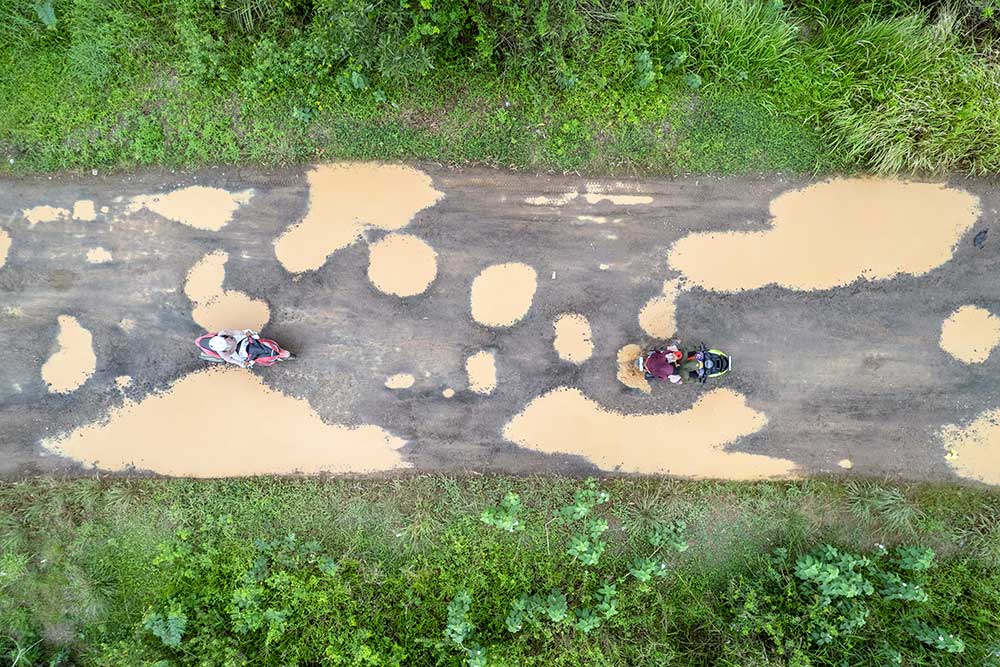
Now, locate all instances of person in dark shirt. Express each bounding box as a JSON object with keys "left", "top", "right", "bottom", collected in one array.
[{"left": 643, "top": 344, "right": 686, "bottom": 383}]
